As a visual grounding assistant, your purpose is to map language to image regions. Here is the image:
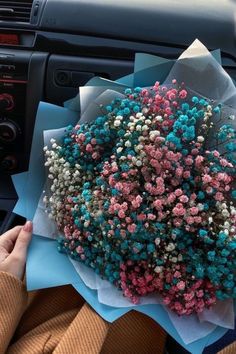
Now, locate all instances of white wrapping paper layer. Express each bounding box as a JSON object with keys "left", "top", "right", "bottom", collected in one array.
[{"left": 164, "top": 39, "right": 236, "bottom": 108}]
